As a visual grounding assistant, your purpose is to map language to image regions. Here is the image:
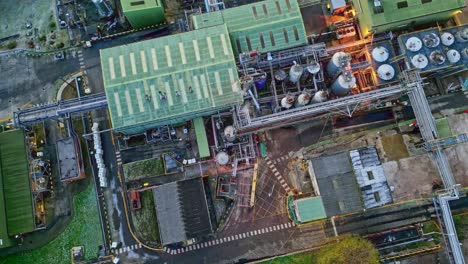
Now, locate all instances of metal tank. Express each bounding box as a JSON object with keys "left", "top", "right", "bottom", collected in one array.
[
  {"left": 307, "top": 62, "right": 321, "bottom": 75},
  {"left": 274, "top": 69, "right": 288, "bottom": 82},
  {"left": 289, "top": 62, "right": 303, "bottom": 83},
  {"left": 254, "top": 76, "right": 267, "bottom": 89},
  {"left": 371, "top": 46, "right": 389, "bottom": 63},
  {"left": 405, "top": 37, "right": 422, "bottom": 52},
  {"left": 281, "top": 94, "right": 295, "bottom": 109},
  {"left": 429, "top": 50, "right": 446, "bottom": 65},
  {"left": 455, "top": 28, "right": 468, "bottom": 43},
  {"left": 332, "top": 72, "right": 355, "bottom": 96},
  {"left": 441, "top": 32, "right": 455, "bottom": 46},
  {"left": 461, "top": 47, "right": 468, "bottom": 60},
  {"left": 422, "top": 33, "right": 440, "bottom": 48},
  {"left": 411, "top": 54, "right": 428, "bottom": 69},
  {"left": 215, "top": 152, "right": 230, "bottom": 165},
  {"left": 446, "top": 49, "right": 461, "bottom": 64},
  {"left": 326, "top": 52, "right": 351, "bottom": 77},
  {"left": 295, "top": 92, "right": 311, "bottom": 107},
  {"left": 377, "top": 64, "right": 395, "bottom": 81},
  {"left": 224, "top": 126, "right": 236, "bottom": 142},
  {"left": 311, "top": 90, "right": 328, "bottom": 103}
]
